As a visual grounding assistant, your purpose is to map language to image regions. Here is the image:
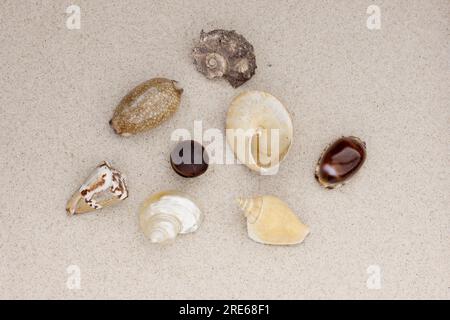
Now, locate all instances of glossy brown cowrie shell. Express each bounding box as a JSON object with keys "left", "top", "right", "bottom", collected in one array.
[{"left": 315, "top": 136, "right": 366, "bottom": 189}]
